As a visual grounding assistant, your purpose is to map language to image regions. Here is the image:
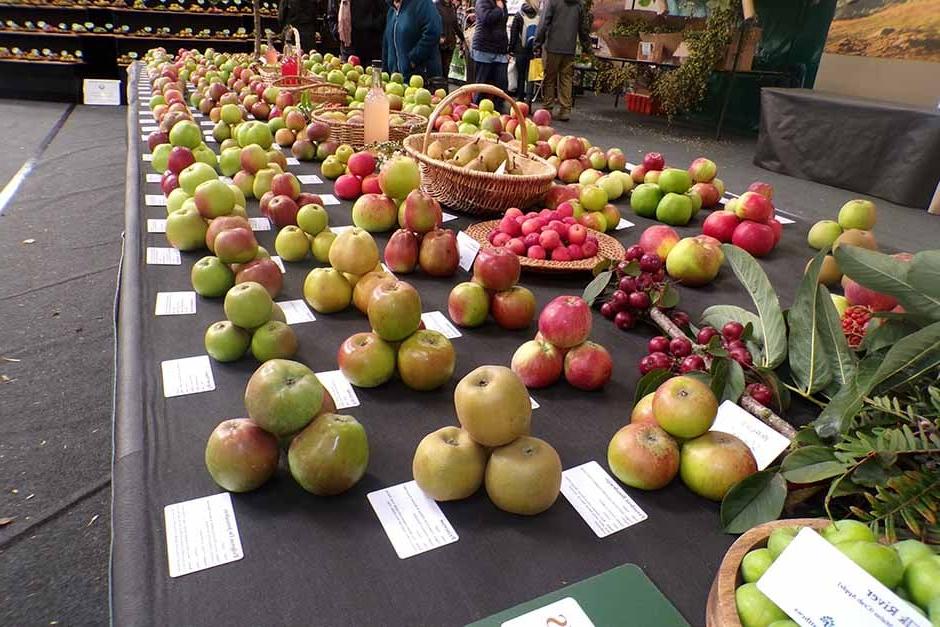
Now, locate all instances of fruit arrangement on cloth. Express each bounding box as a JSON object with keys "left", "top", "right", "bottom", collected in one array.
[
  {"left": 205, "top": 359, "right": 369, "bottom": 496},
  {"left": 548, "top": 135, "right": 628, "bottom": 183},
  {"left": 687, "top": 157, "right": 725, "bottom": 210},
  {"left": 484, "top": 206, "right": 604, "bottom": 262},
  {"left": 302, "top": 227, "right": 380, "bottom": 313},
  {"left": 412, "top": 366, "right": 563, "bottom": 515},
  {"left": 704, "top": 183, "right": 782, "bottom": 258},
  {"left": 607, "top": 376, "right": 757, "bottom": 499},
  {"left": 629, "top": 152, "right": 705, "bottom": 227},
  {"left": 448, "top": 247, "right": 536, "bottom": 329},
  {"left": 803, "top": 198, "right": 882, "bottom": 289},
  {"left": 639, "top": 320, "right": 755, "bottom": 375},
  {"left": 511, "top": 295, "right": 612, "bottom": 391},
  {"left": 203, "top": 281, "right": 296, "bottom": 363}
]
